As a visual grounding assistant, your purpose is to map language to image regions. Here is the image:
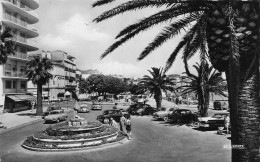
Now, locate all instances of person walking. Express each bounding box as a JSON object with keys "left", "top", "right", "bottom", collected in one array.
[{"left": 124, "top": 114, "right": 132, "bottom": 140}]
